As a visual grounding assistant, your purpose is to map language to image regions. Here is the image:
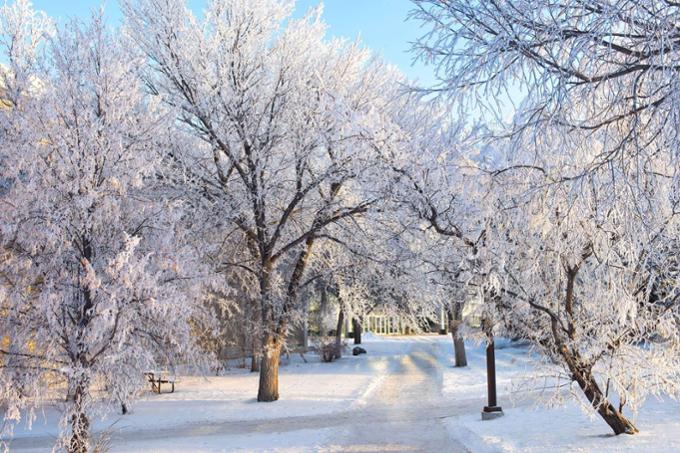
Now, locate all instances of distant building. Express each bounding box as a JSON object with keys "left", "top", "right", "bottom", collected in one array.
[{"left": 362, "top": 313, "right": 415, "bottom": 335}]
